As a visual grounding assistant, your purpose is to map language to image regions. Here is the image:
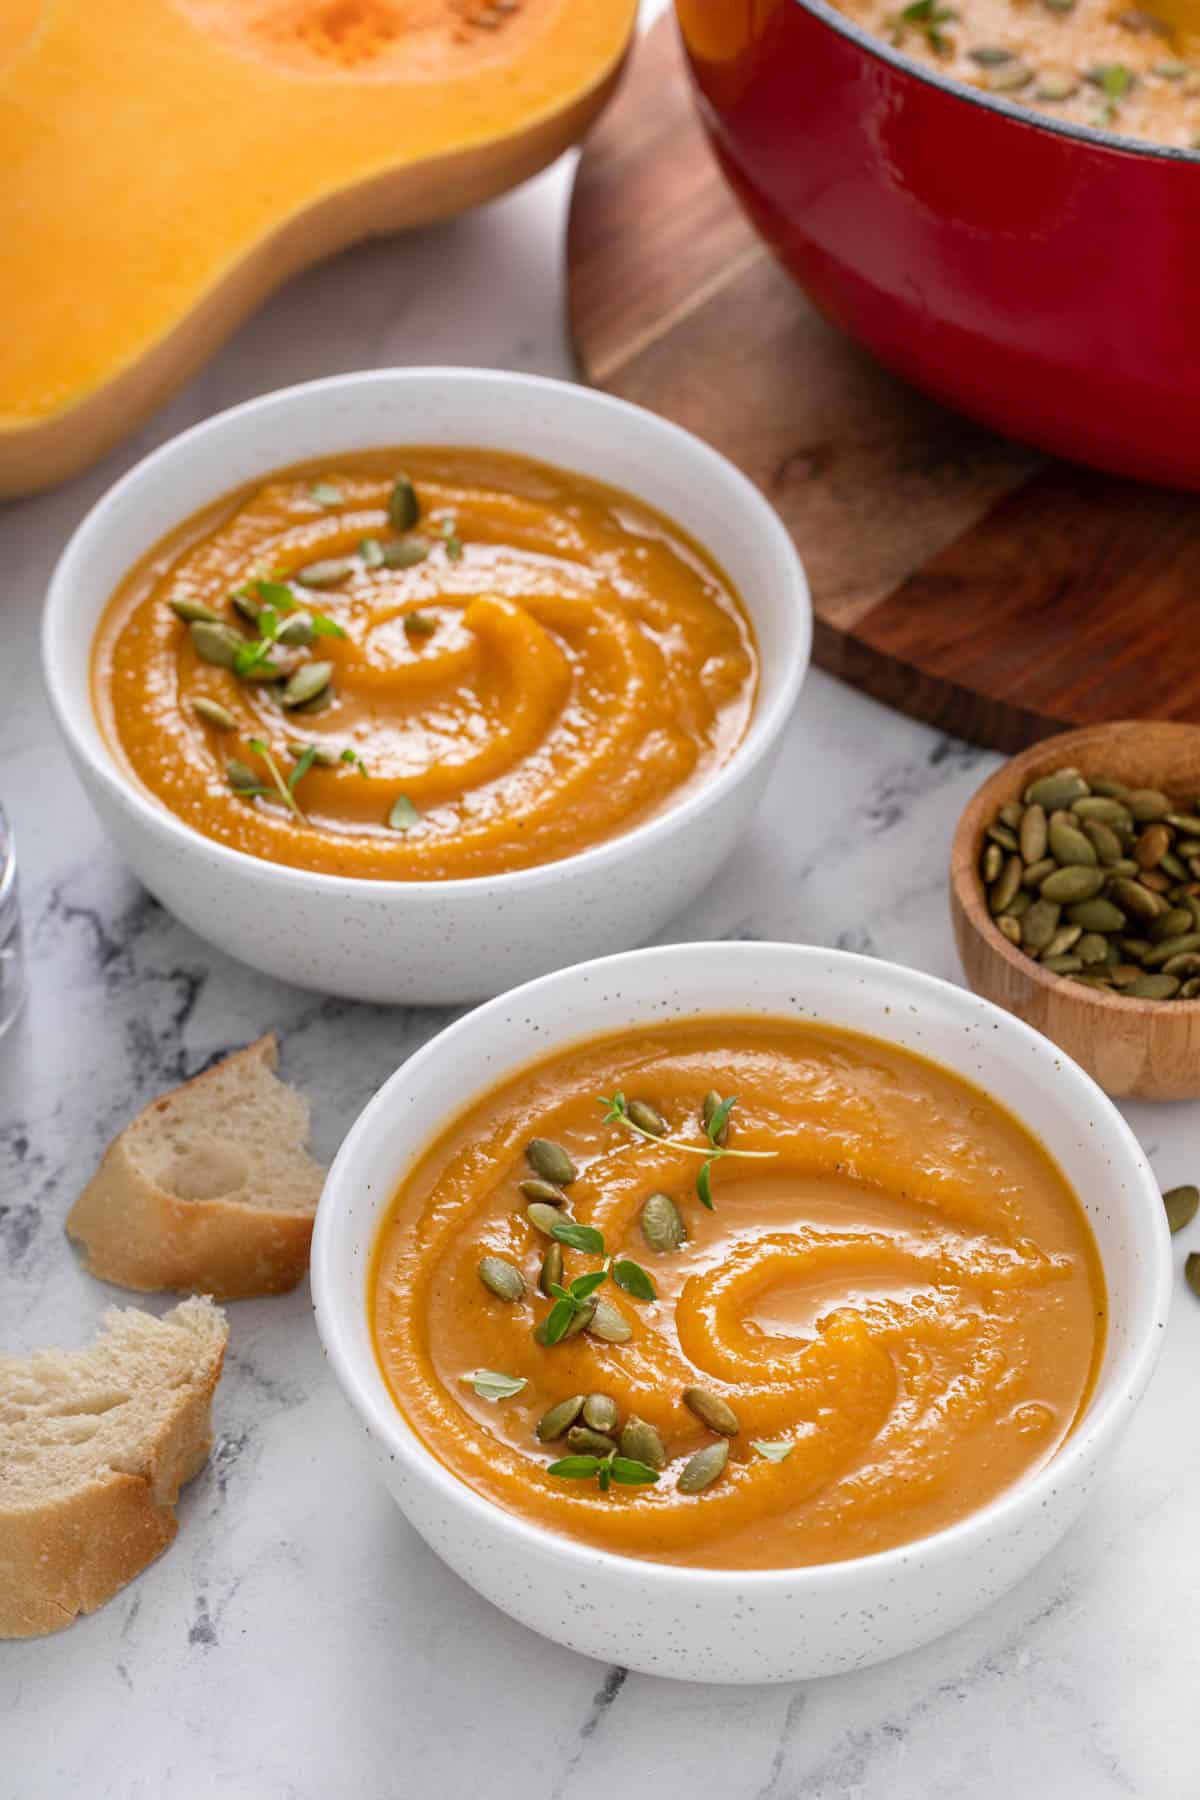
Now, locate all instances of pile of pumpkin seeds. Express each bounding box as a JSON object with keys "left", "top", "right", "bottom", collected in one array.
[{"left": 980, "top": 766, "right": 1200, "bottom": 999}]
